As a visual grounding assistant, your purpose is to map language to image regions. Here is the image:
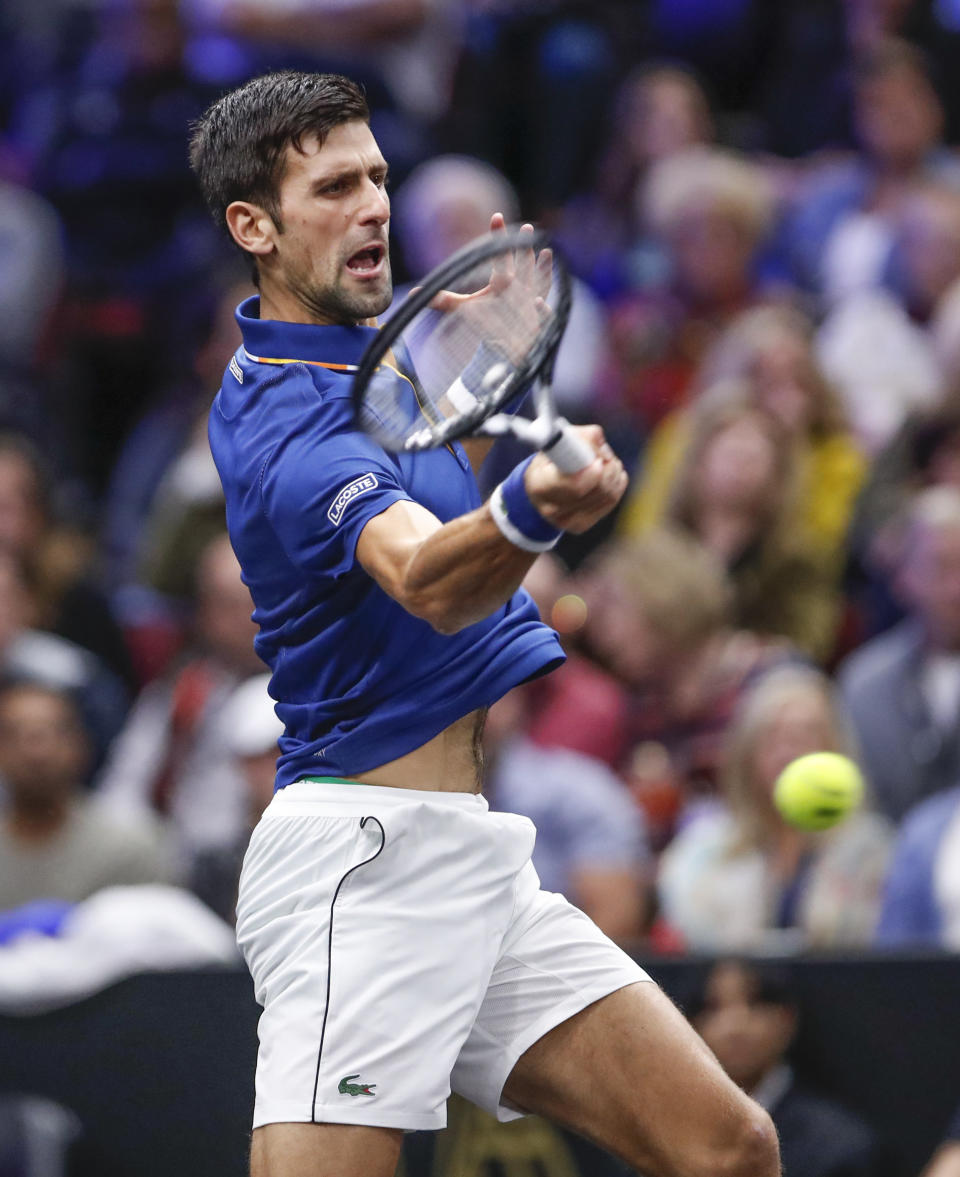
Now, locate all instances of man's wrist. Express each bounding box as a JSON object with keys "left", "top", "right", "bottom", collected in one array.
[{"left": 488, "top": 457, "right": 563, "bottom": 552}]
